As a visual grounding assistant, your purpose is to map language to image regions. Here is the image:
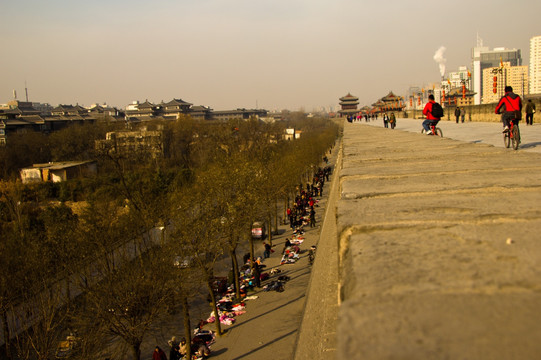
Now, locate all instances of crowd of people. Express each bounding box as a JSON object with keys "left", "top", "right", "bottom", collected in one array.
[
  {"left": 155, "top": 158, "right": 333, "bottom": 360},
  {"left": 347, "top": 113, "right": 378, "bottom": 122}
]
